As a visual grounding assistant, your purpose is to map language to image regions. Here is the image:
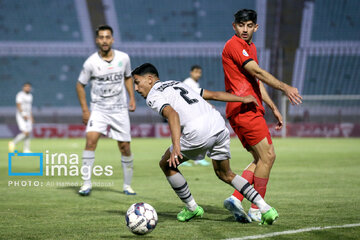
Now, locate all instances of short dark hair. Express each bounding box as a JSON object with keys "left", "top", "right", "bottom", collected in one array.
[
  {"left": 96, "top": 25, "right": 113, "bottom": 36},
  {"left": 234, "top": 9, "right": 257, "bottom": 24},
  {"left": 132, "top": 63, "right": 159, "bottom": 78},
  {"left": 190, "top": 65, "right": 202, "bottom": 71},
  {"left": 23, "top": 82, "right": 31, "bottom": 86}
]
